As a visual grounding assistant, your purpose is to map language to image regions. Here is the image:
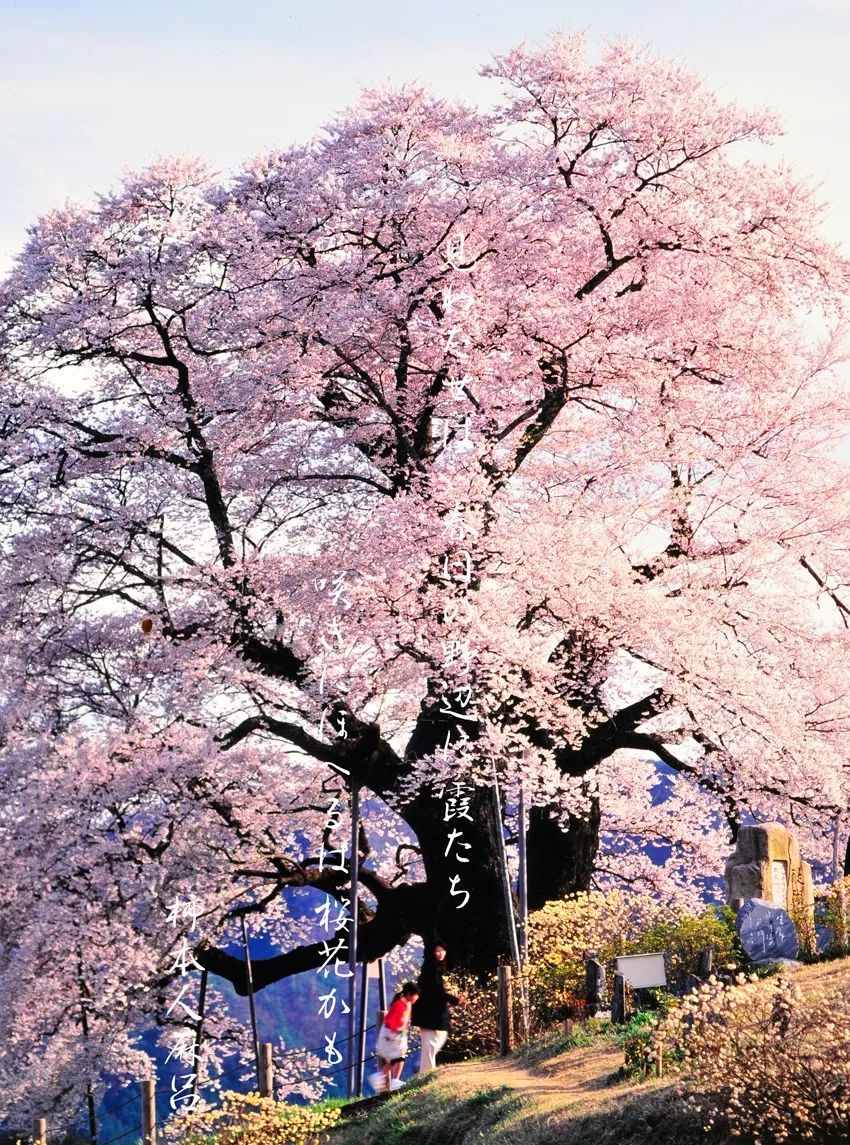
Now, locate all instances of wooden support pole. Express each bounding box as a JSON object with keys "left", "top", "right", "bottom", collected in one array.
[
  {"left": 697, "top": 947, "right": 713, "bottom": 979},
  {"left": 517, "top": 783, "right": 531, "bottom": 1042},
  {"left": 141, "top": 1081, "right": 156, "bottom": 1145},
  {"left": 655, "top": 1039, "right": 664, "bottom": 1079},
  {"left": 490, "top": 770, "right": 523, "bottom": 972},
  {"left": 378, "top": 958, "right": 388, "bottom": 1013},
  {"left": 259, "top": 1042, "right": 274, "bottom": 1099},
  {"left": 491, "top": 765, "right": 528, "bottom": 1042},
  {"left": 517, "top": 784, "right": 529, "bottom": 967},
  {"left": 497, "top": 965, "right": 514, "bottom": 1055},
  {"left": 32, "top": 1118, "right": 46, "bottom": 1145},
  {"left": 77, "top": 961, "right": 99, "bottom": 1145},
  {"left": 85, "top": 1086, "right": 98, "bottom": 1145}
]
